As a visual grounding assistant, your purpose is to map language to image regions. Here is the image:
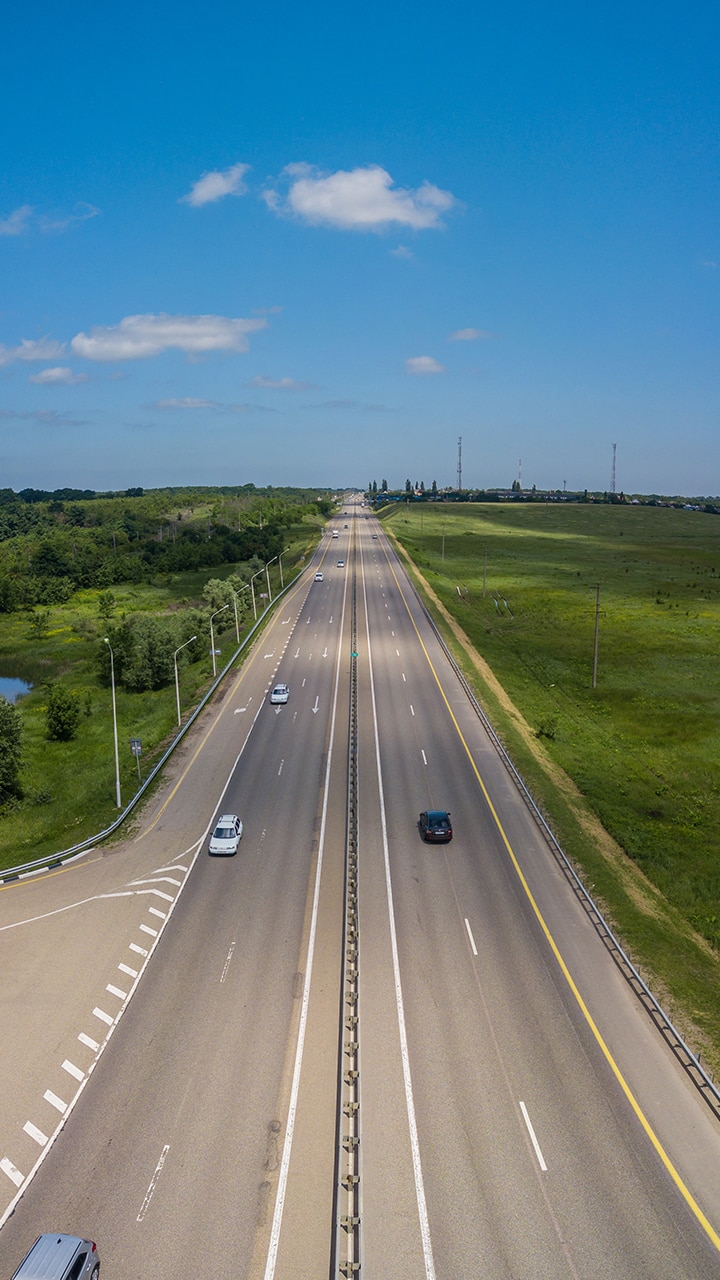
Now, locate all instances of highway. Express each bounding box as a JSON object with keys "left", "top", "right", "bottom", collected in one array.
[{"left": 1, "top": 502, "right": 720, "bottom": 1278}]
